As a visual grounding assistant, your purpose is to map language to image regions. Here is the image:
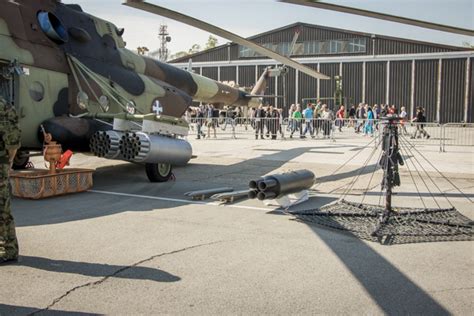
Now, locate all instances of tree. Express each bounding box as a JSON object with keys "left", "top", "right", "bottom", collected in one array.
[
  {"left": 169, "top": 51, "right": 189, "bottom": 60},
  {"left": 205, "top": 35, "right": 218, "bottom": 50},
  {"left": 188, "top": 43, "right": 201, "bottom": 54},
  {"left": 462, "top": 42, "right": 474, "bottom": 49},
  {"left": 168, "top": 35, "right": 218, "bottom": 60}
]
